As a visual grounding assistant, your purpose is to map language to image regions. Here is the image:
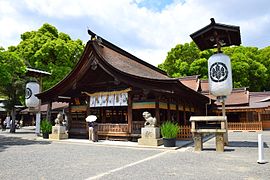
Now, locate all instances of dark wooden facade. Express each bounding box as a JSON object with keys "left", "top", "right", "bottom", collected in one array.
[{"left": 37, "top": 35, "right": 209, "bottom": 139}]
